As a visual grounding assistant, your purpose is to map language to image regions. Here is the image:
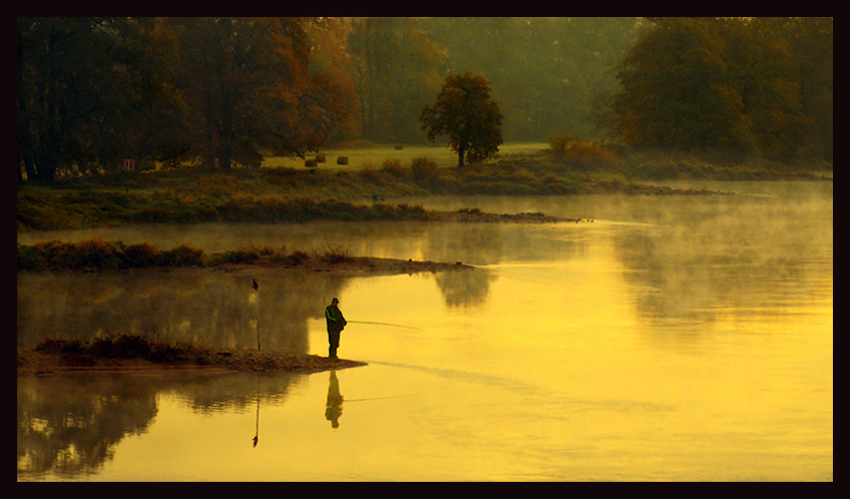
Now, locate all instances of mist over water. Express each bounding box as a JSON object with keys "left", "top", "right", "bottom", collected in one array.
[{"left": 17, "top": 181, "right": 832, "bottom": 481}]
